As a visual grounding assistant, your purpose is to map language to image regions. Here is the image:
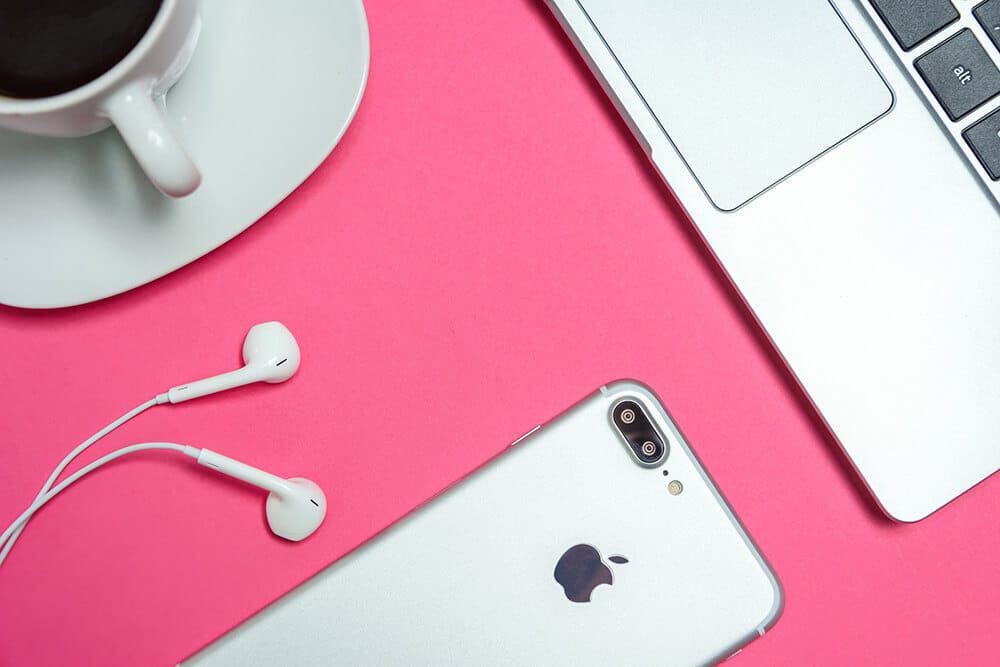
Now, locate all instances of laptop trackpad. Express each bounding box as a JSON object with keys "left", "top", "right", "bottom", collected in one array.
[{"left": 578, "top": 0, "right": 893, "bottom": 211}]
